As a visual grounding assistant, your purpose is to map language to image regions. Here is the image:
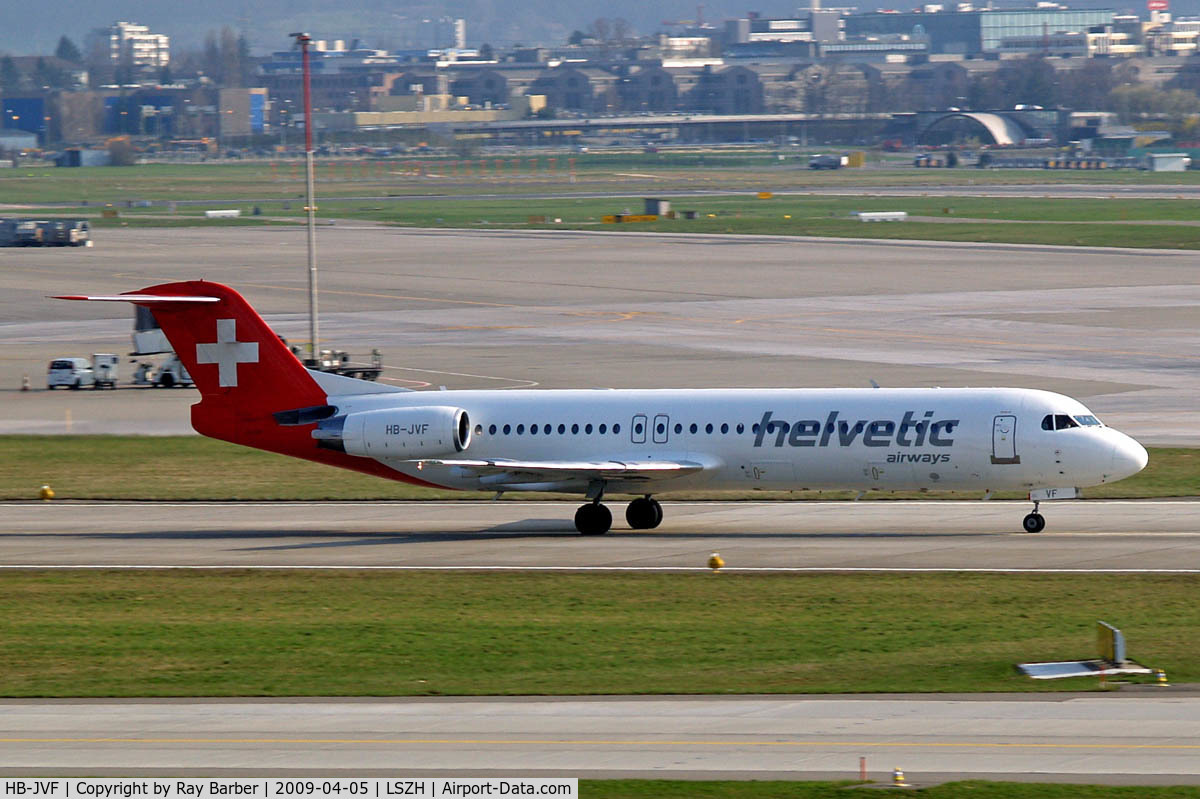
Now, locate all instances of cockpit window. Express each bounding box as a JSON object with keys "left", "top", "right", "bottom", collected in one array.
[
  {"left": 1042, "top": 414, "right": 1082, "bottom": 431},
  {"left": 1074, "top": 415, "right": 1102, "bottom": 427}
]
